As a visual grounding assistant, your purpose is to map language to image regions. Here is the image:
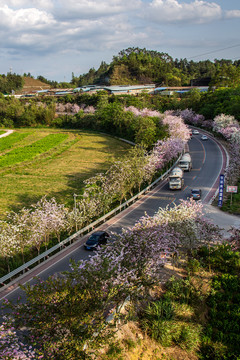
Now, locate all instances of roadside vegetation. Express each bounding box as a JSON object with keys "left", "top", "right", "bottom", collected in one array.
[
  {"left": 2, "top": 200, "right": 240, "bottom": 359},
  {"left": 0, "top": 49, "right": 240, "bottom": 358},
  {"left": 0, "top": 110, "right": 189, "bottom": 277}
]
